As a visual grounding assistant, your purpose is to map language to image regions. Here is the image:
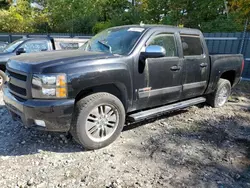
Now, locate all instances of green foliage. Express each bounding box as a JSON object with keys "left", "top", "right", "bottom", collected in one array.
[
  {"left": 0, "top": 0, "right": 249, "bottom": 33},
  {"left": 92, "top": 21, "right": 113, "bottom": 34},
  {"left": 200, "top": 15, "right": 244, "bottom": 32},
  {"left": 0, "top": 0, "right": 49, "bottom": 33},
  {"left": 0, "top": 0, "right": 10, "bottom": 9}
]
